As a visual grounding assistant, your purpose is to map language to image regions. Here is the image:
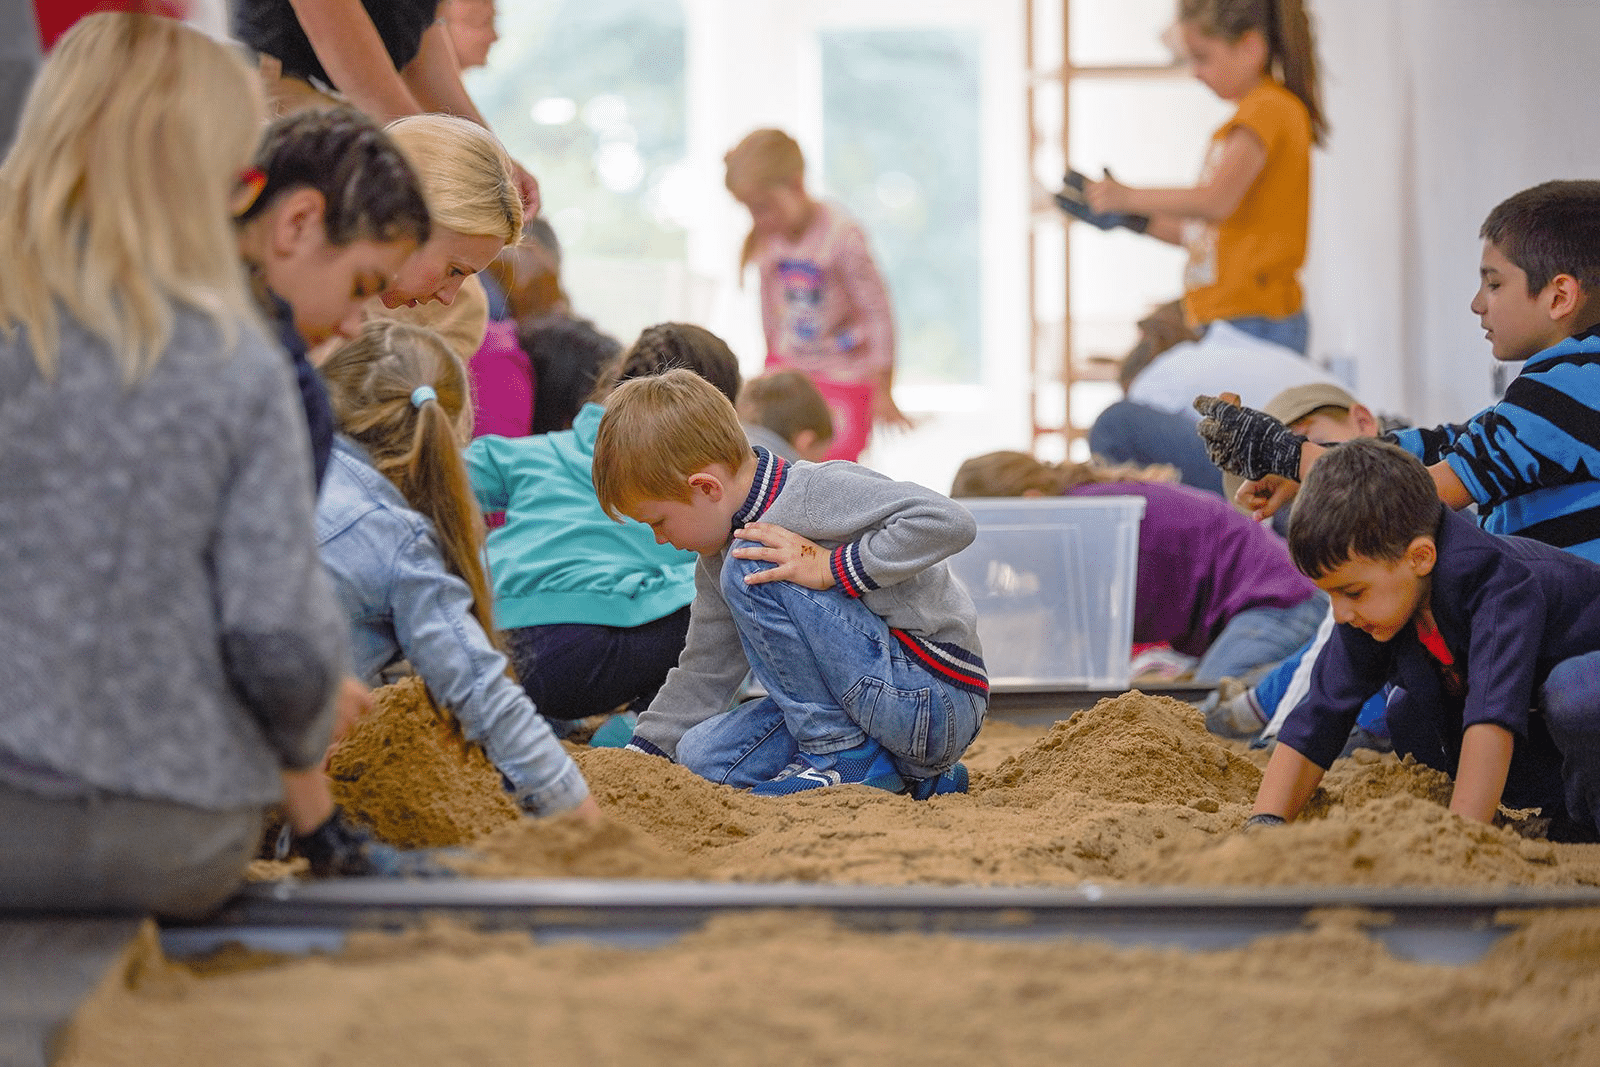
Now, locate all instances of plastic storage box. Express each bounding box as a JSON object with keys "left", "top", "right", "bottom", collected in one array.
[{"left": 948, "top": 495, "right": 1145, "bottom": 691}]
